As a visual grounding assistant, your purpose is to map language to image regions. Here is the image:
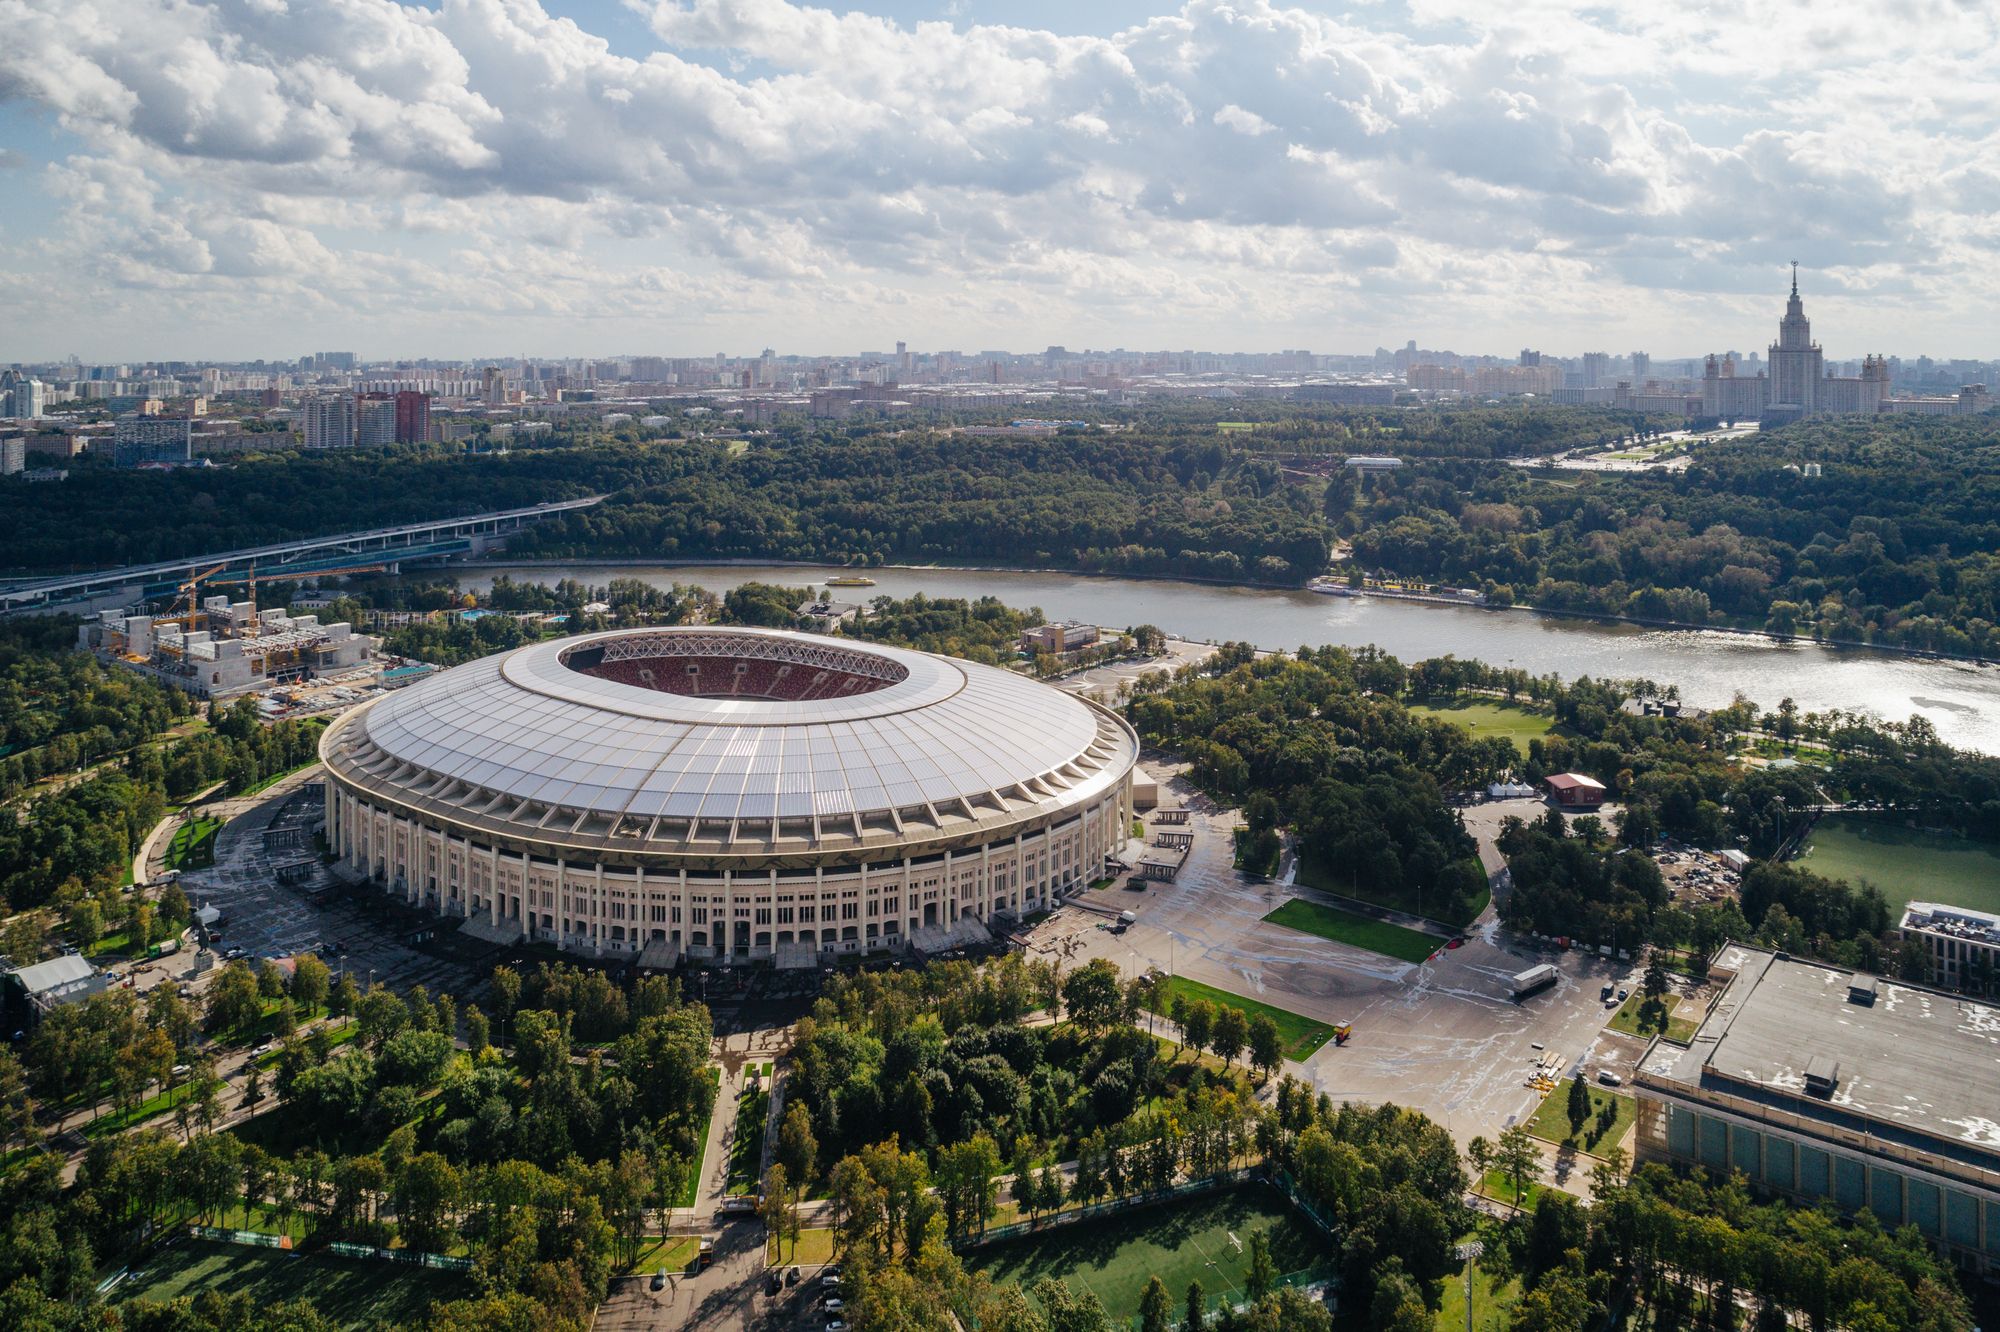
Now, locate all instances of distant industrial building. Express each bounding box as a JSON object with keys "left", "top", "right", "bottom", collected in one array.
[
  {"left": 81, "top": 596, "right": 378, "bottom": 699},
  {"left": 1343, "top": 455, "right": 1403, "bottom": 471},
  {"left": 1900, "top": 902, "right": 1999, "bottom": 995},
  {"left": 112, "top": 416, "right": 195, "bottom": 467},
  {"left": 1636, "top": 945, "right": 2000, "bottom": 1274}
]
